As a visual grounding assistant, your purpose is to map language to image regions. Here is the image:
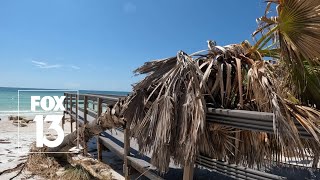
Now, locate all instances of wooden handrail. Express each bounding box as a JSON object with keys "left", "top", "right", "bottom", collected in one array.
[
  {"left": 65, "top": 92, "right": 125, "bottom": 100},
  {"left": 62, "top": 92, "right": 317, "bottom": 180}
]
